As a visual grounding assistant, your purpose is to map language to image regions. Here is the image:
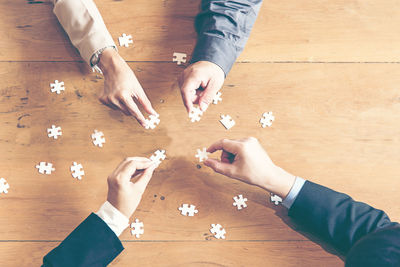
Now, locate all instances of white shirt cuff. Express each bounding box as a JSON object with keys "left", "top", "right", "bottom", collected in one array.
[
  {"left": 282, "top": 177, "right": 306, "bottom": 209},
  {"left": 95, "top": 201, "right": 130, "bottom": 237}
]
